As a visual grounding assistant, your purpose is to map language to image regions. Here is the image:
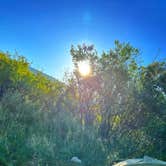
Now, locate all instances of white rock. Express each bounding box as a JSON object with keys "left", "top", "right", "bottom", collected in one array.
[
  {"left": 113, "top": 156, "right": 166, "bottom": 166},
  {"left": 71, "top": 156, "right": 82, "bottom": 164}
]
